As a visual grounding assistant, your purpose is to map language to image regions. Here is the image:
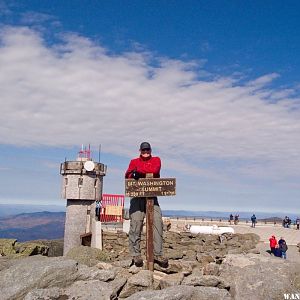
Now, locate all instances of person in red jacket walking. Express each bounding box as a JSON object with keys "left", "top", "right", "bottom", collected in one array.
[
  {"left": 125, "top": 142, "right": 168, "bottom": 268},
  {"left": 269, "top": 235, "right": 278, "bottom": 255}
]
